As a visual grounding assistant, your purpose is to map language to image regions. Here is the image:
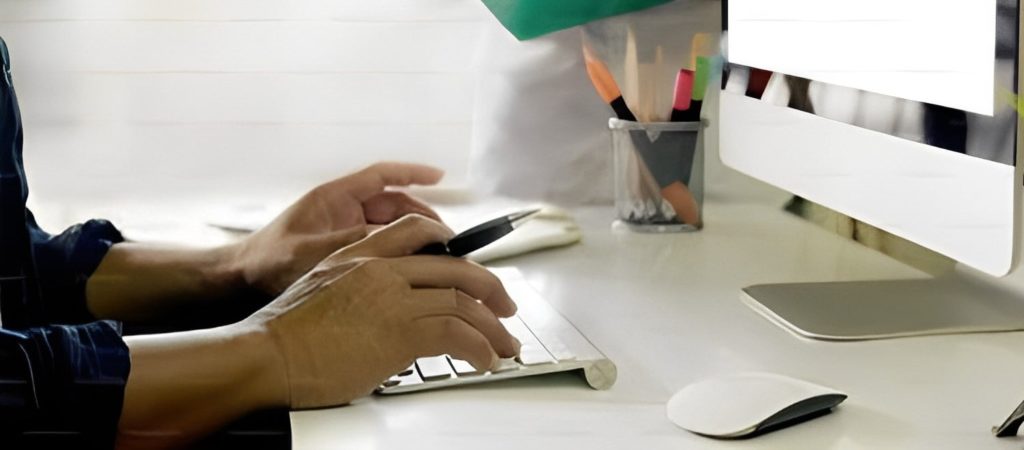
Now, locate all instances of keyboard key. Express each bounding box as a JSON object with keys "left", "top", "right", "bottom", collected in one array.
[
  {"left": 542, "top": 336, "right": 577, "bottom": 362},
  {"left": 416, "top": 356, "right": 454, "bottom": 381},
  {"left": 500, "top": 316, "right": 557, "bottom": 362},
  {"left": 490, "top": 358, "right": 520, "bottom": 374},
  {"left": 517, "top": 343, "right": 556, "bottom": 366},
  {"left": 448, "top": 357, "right": 482, "bottom": 376},
  {"left": 398, "top": 365, "right": 415, "bottom": 377},
  {"left": 499, "top": 316, "right": 535, "bottom": 343},
  {"left": 502, "top": 273, "right": 587, "bottom": 361},
  {"left": 386, "top": 367, "right": 423, "bottom": 388}
]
